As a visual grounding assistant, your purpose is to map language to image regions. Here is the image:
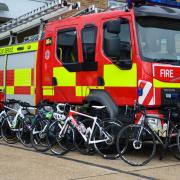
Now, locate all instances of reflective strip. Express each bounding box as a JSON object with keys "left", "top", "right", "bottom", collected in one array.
[
  {"left": 153, "top": 79, "right": 180, "bottom": 88},
  {"left": 43, "top": 86, "right": 54, "bottom": 96},
  {"left": 6, "top": 86, "right": 14, "bottom": 94},
  {"left": 76, "top": 86, "right": 104, "bottom": 97},
  {"left": 14, "top": 68, "right": 31, "bottom": 86},
  {"left": 104, "top": 64, "right": 137, "bottom": 87},
  {"left": 31, "top": 86, "right": 35, "bottom": 95},
  {"left": 138, "top": 80, "right": 155, "bottom": 105},
  {"left": 53, "top": 67, "right": 76, "bottom": 86},
  {"left": 0, "top": 42, "right": 38, "bottom": 56}
]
